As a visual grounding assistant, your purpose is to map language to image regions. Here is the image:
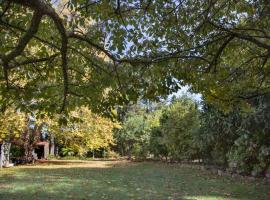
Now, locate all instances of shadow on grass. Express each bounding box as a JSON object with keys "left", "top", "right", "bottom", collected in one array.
[{"left": 0, "top": 162, "right": 269, "bottom": 200}]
